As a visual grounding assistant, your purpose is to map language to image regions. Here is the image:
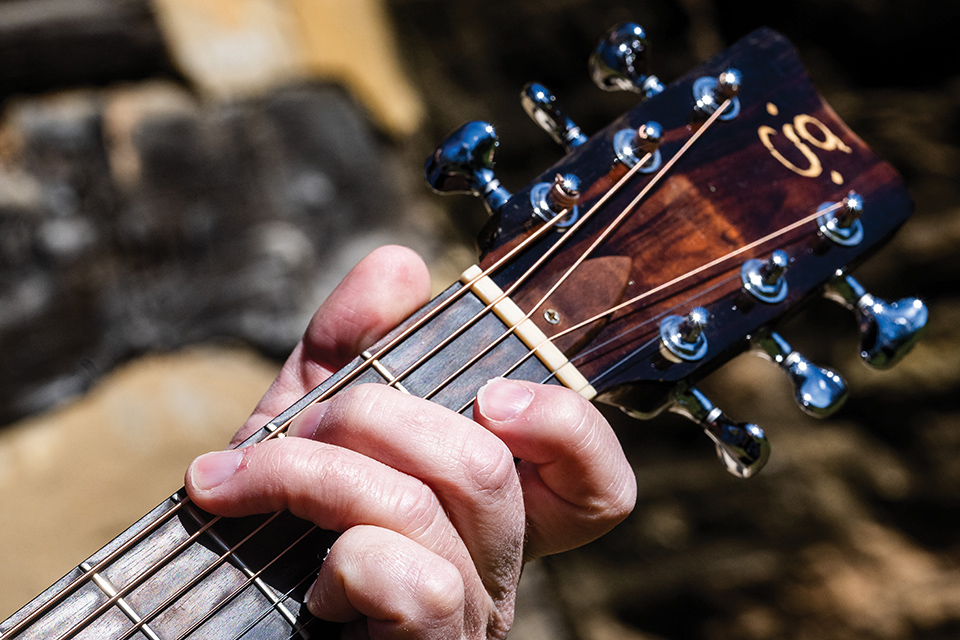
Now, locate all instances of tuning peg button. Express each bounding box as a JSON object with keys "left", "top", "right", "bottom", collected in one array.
[
  {"left": 671, "top": 386, "right": 770, "bottom": 478},
  {"left": 824, "top": 274, "right": 928, "bottom": 369},
  {"left": 521, "top": 83, "right": 587, "bottom": 153},
  {"left": 589, "top": 23, "right": 664, "bottom": 100},
  {"left": 752, "top": 328, "right": 848, "bottom": 418},
  {"left": 424, "top": 121, "right": 513, "bottom": 214}
]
